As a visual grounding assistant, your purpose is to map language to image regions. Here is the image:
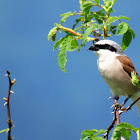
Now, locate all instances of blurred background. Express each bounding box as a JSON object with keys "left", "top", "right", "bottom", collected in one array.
[{"left": 0, "top": 0, "right": 140, "bottom": 139}]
